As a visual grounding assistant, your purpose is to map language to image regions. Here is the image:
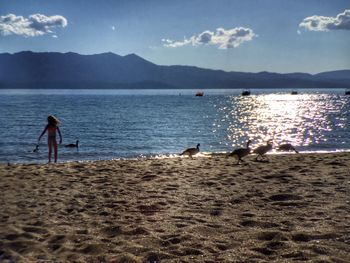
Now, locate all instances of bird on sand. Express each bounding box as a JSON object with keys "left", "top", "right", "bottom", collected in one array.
[
  {"left": 65, "top": 140, "right": 79, "bottom": 148},
  {"left": 277, "top": 143, "right": 299, "bottom": 153},
  {"left": 180, "top": 143, "right": 200, "bottom": 159},
  {"left": 253, "top": 140, "right": 273, "bottom": 161},
  {"left": 228, "top": 140, "right": 252, "bottom": 164}
]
